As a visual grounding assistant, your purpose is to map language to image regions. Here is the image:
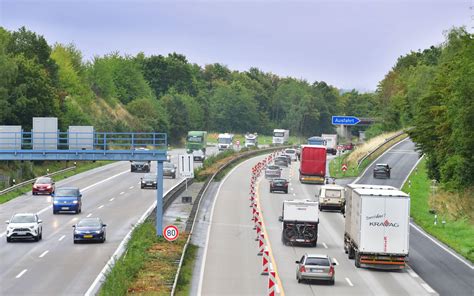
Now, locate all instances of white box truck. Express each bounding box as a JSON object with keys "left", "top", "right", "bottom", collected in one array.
[
  {"left": 344, "top": 187, "right": 410, "bottom": 270},
  {"left": 279, "top": 199, "right": 319, "bottom": 247},
  {"left": 317, "top": 184, "right": 345, "bottom": 212},
  {"left": 217, "top": 133, "right": 234, "bottom": 151},
  {"left": 244, "top": 133, "right": 258, "bottom": 148},
  {"left": 272, "top": 129, "right": 289, "bottom": 145},
  {"left": 321, "top": 134, "right": 338, "bottom": 155}
]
